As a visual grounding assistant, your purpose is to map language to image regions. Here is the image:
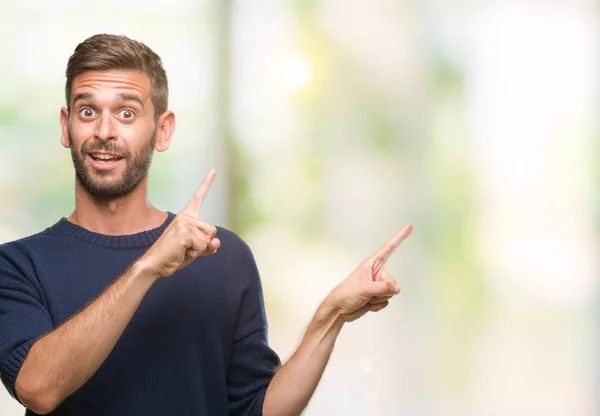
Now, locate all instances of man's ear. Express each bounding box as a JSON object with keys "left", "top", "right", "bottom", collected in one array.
[
  {"left": 154, "top": 110, "right": 175, "bottom": 152},
  {"left": 60, "top": 107, "right": 70, "bottom": 148}
]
